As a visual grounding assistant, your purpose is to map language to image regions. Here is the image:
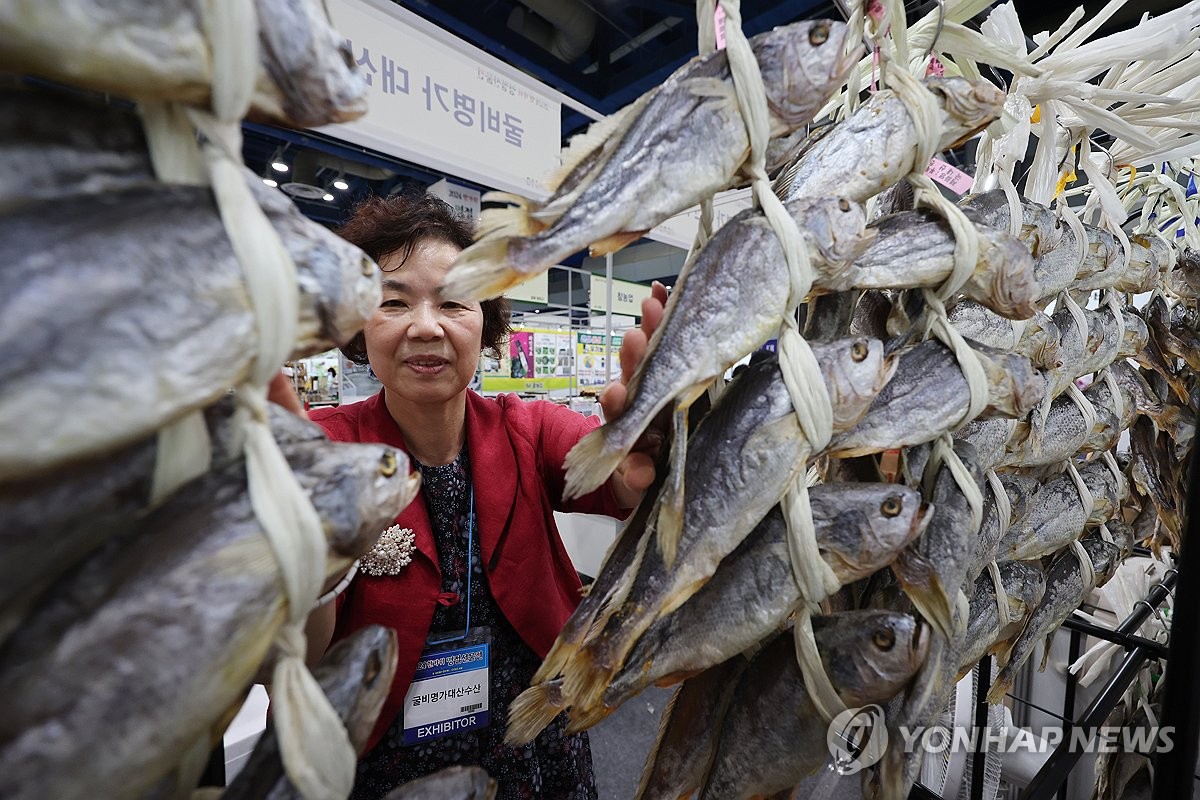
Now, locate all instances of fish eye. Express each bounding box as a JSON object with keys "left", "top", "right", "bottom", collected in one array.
[
  {"left": 361, "top": 256, "right": 376, "bottom": 277},
  {"left": 380, "top": 451, "right": 398, "bottom": 477},
  {"left": 851, "top": 340, "right": 870, "bottom": 362},
  {"left": 838, "top": 198, "right": 851, "bottom": 212},
  {"left": 364, "top": 651, "right": 382, "bottom": 685},
  {"left": 881, "top": 494, "right": 903, "bottom": 517},
  {"left": 809, "top": 22, "right": 830, "bottom": 45},
  {"left": 873, "top": 627, "right": 896, "bottom": 651}
]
